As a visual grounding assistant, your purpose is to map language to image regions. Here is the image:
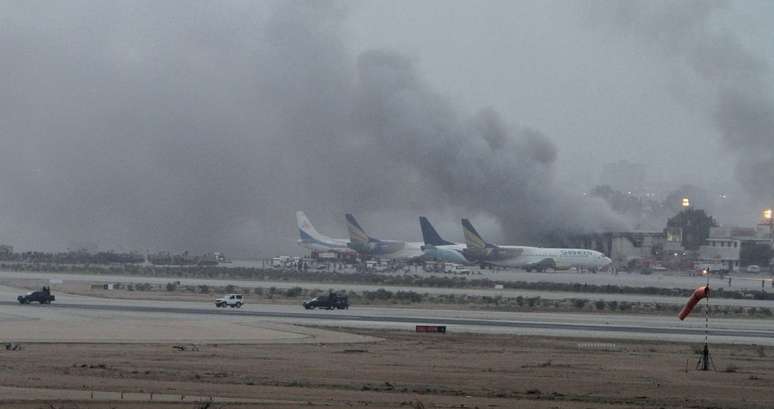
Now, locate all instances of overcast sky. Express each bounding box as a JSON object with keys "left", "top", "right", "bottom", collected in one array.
[
  {"left": 0, "top": 1, "right": 772, "bottom": 256},
  {"left": 349, "top": 1, "right": 774, "bottom": 186}
]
